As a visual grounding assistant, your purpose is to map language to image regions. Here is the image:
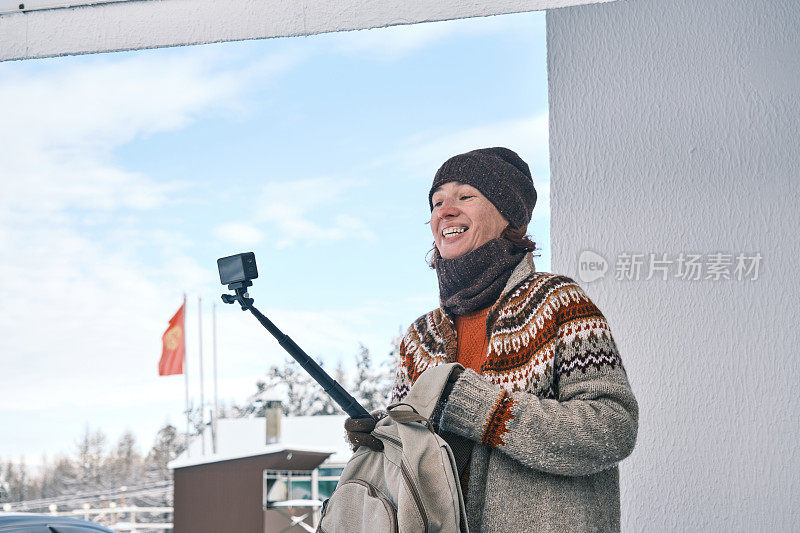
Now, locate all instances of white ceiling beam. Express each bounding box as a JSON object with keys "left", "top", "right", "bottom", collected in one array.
[{"left": 0, "top": 0, "right": 615, "bottom": 62}]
